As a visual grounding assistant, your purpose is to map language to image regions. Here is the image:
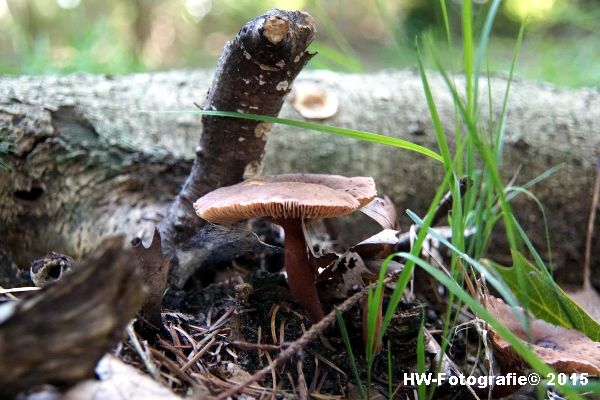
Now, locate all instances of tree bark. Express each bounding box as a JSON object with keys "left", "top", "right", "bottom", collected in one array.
[{"left": 1, "top": 69, "right": 598, "bottom": 286}]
